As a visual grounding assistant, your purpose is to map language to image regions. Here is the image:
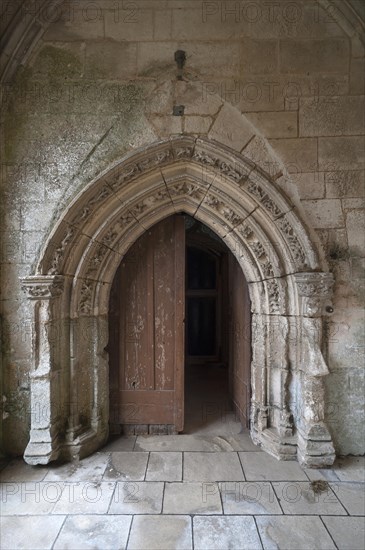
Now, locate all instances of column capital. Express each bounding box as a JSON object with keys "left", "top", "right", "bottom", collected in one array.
[
  {"left": 294, "top": 272, "right": 334, "bottom": 317},
  {"left": 20, "top": 275, "right": 64, "bottom": 300}
]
